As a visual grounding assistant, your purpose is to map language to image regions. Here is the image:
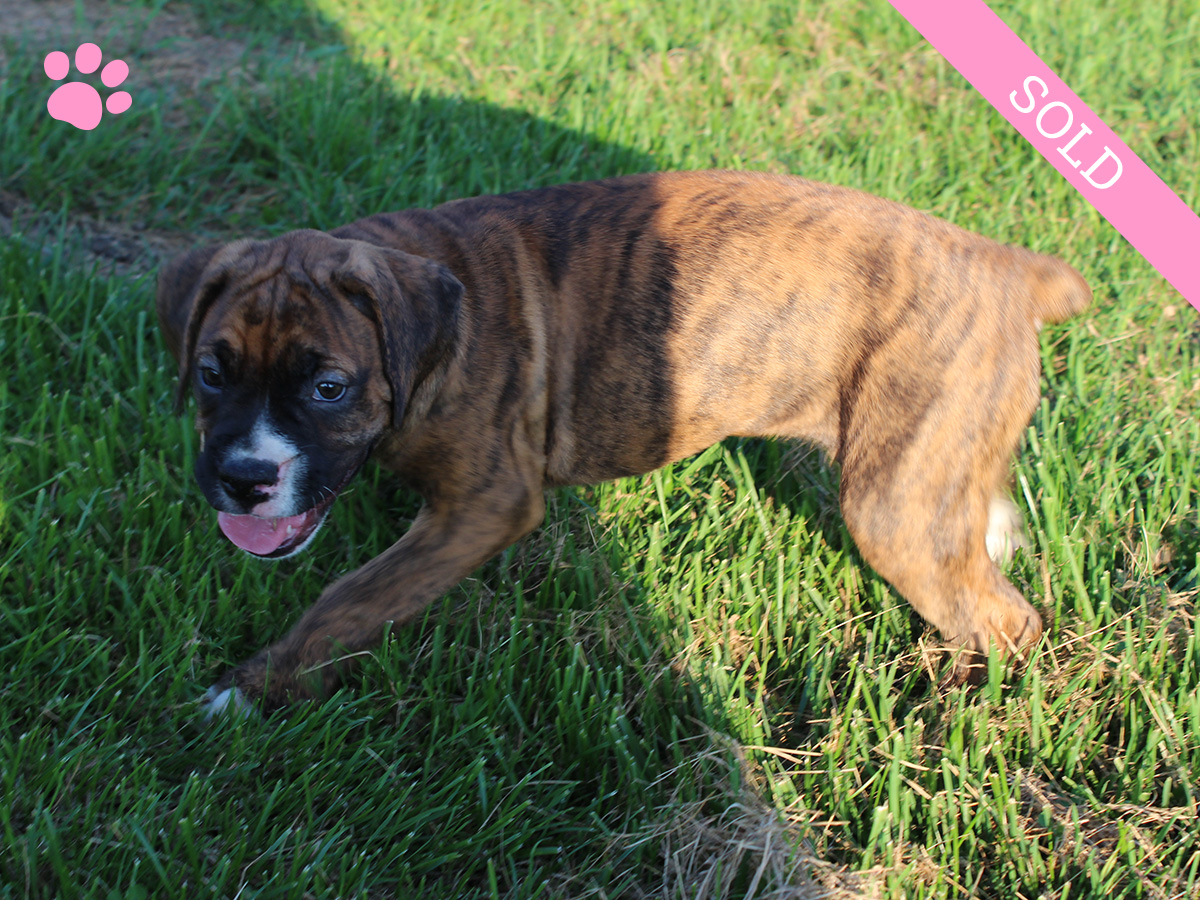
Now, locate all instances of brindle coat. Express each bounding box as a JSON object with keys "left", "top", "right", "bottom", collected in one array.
[{"left": 156, "top": 170, "right": 1090, "bottom": 713}]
